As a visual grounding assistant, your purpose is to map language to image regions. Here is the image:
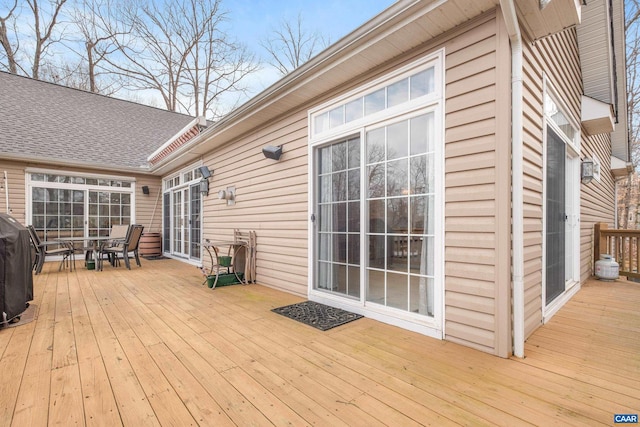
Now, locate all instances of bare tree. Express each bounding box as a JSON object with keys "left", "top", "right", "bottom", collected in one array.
[
  {"left": 627, "top": 0, "right": 640, "bottom": 167},
  {"left": 261, "top": 12, "right": 329, "bottom": 75},
  {"left": 28, "top": 0, "right": 68, "bottom": 79},
  {"left": 0, "top": 0, "right": 18, "bottom": 73},
  {"left": 67, "top": 0, "right": 126, "bottom": 94},
  {"left": 102, "top": 0, "right": 257, "bottom": 118},
  {"left": 0, "top": 0, "right": 68, "bottom": 78}
]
